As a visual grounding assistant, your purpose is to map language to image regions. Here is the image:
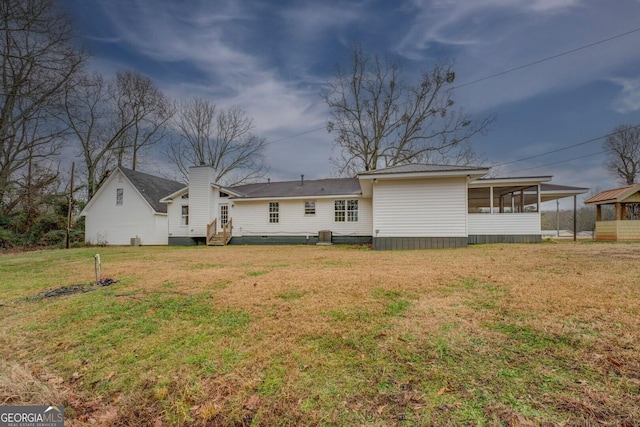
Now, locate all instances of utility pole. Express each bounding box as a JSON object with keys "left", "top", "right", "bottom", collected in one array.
[
  {"left": 573, "top": 195, "right": 577, "bottom": 242},
  {"left": 66, "top": 162, "right": 75, "bottom": 249},
  {"left": 556, "top": 199, "right": 560, "bottom": 237}
]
